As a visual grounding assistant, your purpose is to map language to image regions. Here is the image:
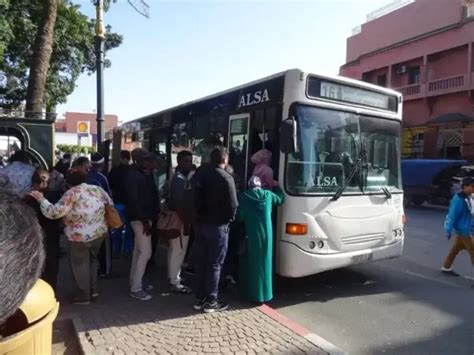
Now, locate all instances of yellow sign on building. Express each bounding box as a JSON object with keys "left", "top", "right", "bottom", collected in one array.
[{"left": 77, "top": 121, "right": 90, "bottom": 134}]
